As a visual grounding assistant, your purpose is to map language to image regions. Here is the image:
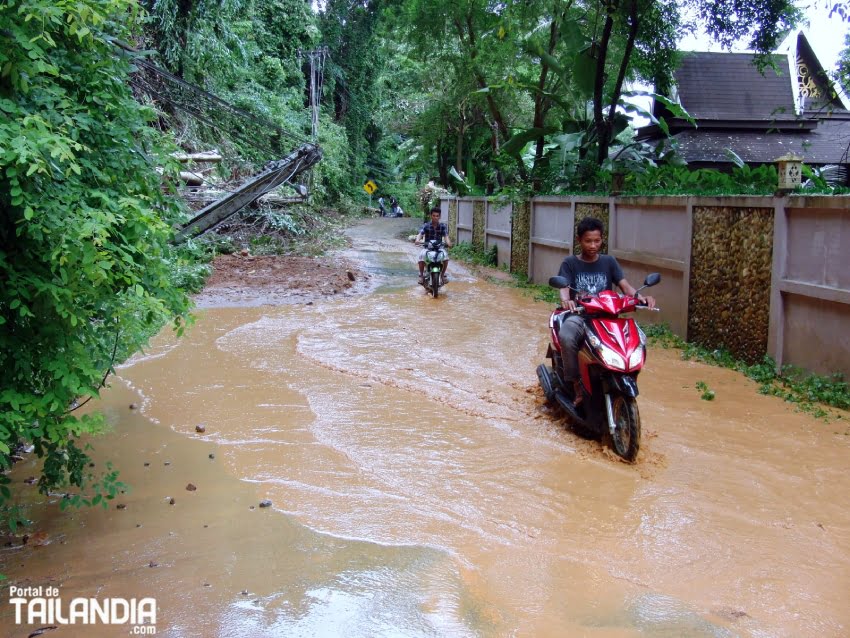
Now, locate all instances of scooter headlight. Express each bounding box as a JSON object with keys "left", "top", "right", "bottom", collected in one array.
[
  {"left": 628, "top": 347, "right": 645, "bottom": 369},
  {"left": 597, "top": 344, "right": 626, "bottom": 370}
]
